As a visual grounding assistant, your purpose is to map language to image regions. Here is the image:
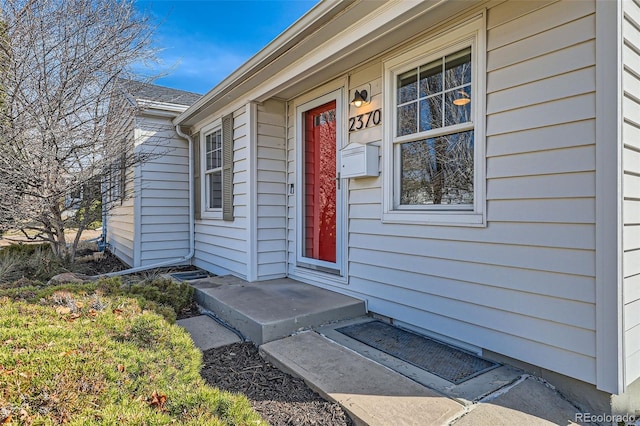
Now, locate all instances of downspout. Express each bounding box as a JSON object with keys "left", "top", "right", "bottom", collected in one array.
[
  {"left": 97, "top": 179, "right": 108, "bottom": 252},
  {"left": 98, "top": 125, "right": 195, "bottom": 277}
]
